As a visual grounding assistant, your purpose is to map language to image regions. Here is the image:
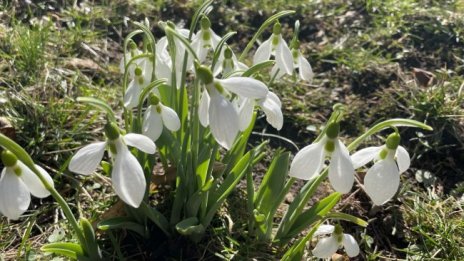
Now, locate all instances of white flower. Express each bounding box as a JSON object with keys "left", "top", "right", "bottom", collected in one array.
[
  {"left": 156, "top": 25, "right": 192, "bottom": 88},
  {"left": 312, "top": 224, "right": 360, "bottom": 258},
  {"left": 289, "top": 123, "right": 355, "bottom": 193},
  {"left": 191, "top": 16, "right": 221, "bottom": 63},
  {"left": 237, "top": 91, "right": 283, "bottom": 131},
  {"left": 124, "top": 65, "right": 152, "bottom": 109},
  {"left": 69, "top": 123, "right": 156, "bottom": 208},
  {"left": 253, "top": 22, "right": 293, "bottom": 77},
  {"left": 0, "top": 150, "right": 54, "bottom": 220},
  {"left": 351, "top": 133, "right": 410, "bottom": 205},
  {"left": 119, "top": 40, "right": 142, "bottom": 74},
  {"left": 213, "top": 47, "right": 248, "bottom": 77},
  {"left": 142, "top": 94, "right": 181, "bottom": 141},
  {"left": 197, "top": 66, "right": 269, "bottom": 149},
  {"left": 291, "top": 43, "right": 314, "bottom": 82}
]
